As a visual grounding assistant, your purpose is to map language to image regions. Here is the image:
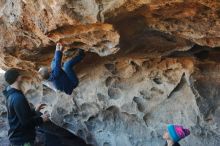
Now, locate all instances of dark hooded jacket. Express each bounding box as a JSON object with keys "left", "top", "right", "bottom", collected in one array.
[{"left": 3, "top": 87, "right": 43, "bottom": 145}]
